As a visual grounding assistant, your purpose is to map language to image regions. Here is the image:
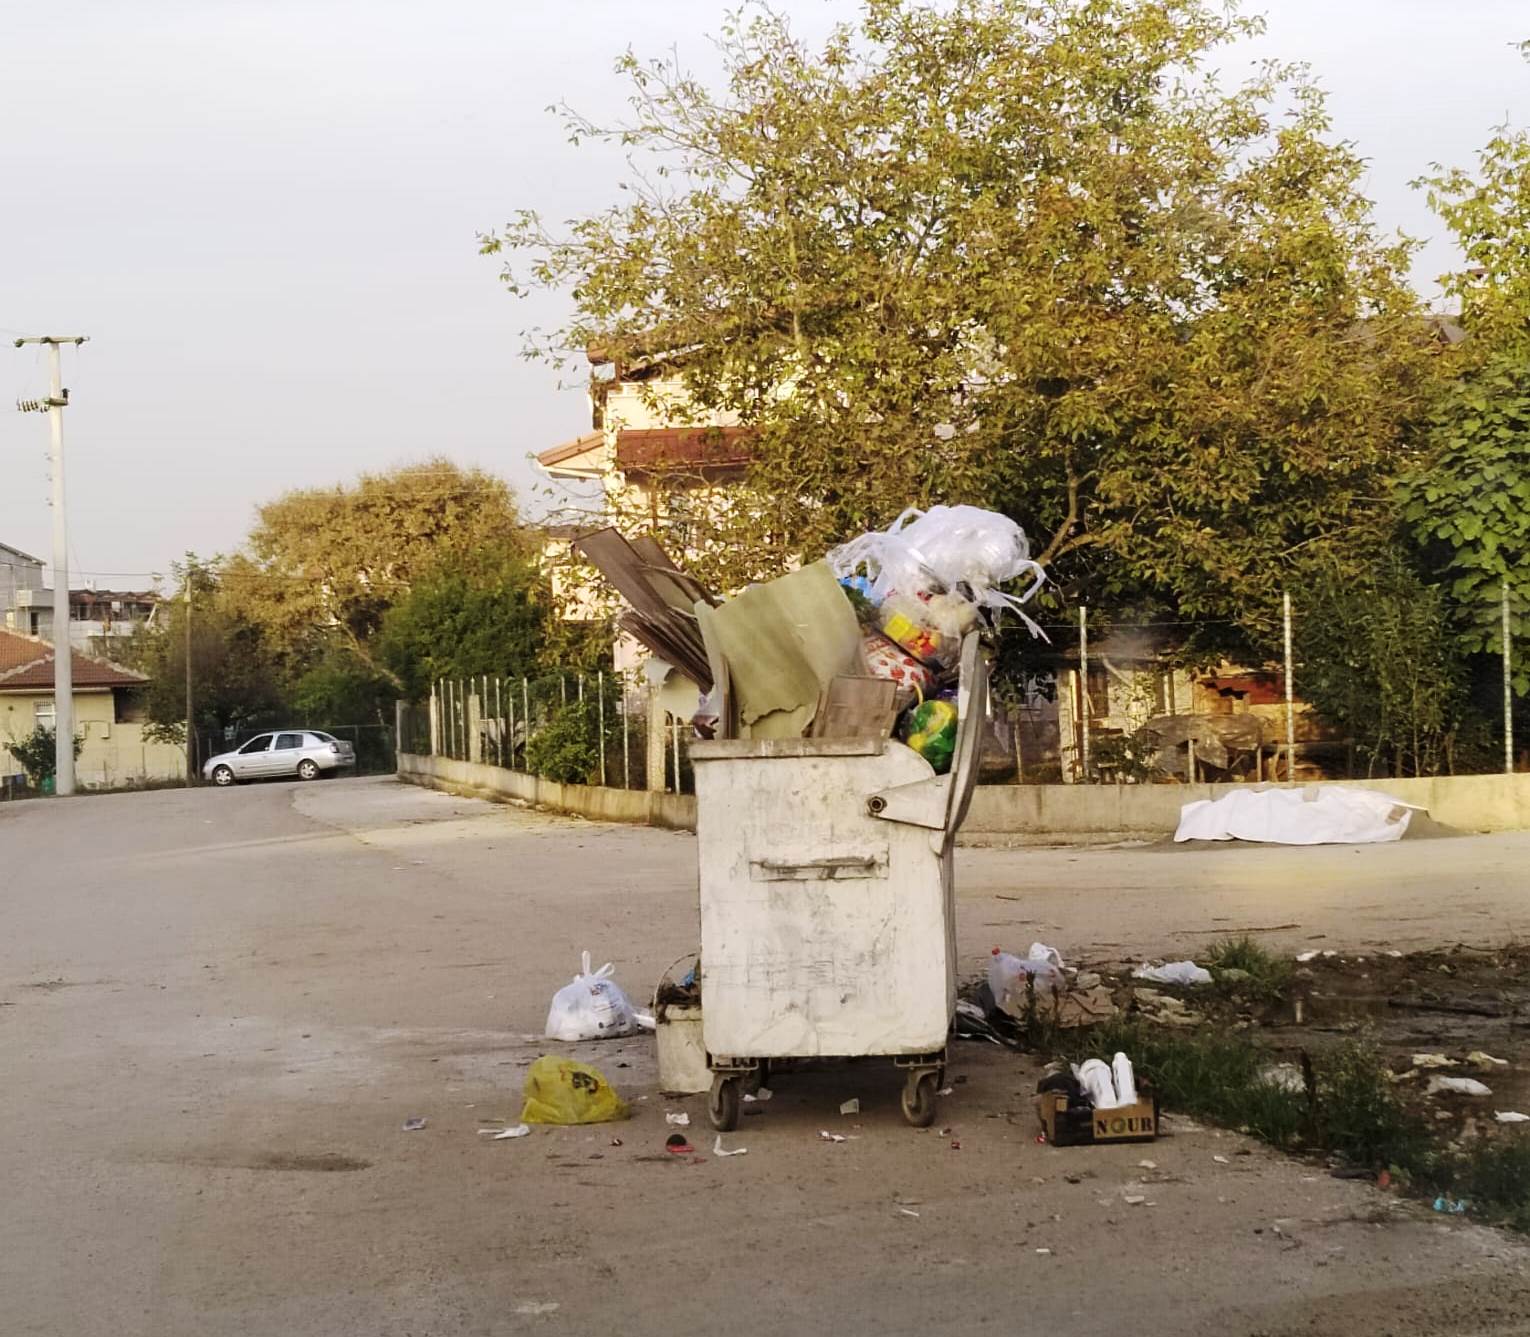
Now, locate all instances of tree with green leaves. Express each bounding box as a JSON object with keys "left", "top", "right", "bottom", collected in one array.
[
  {"left": 487, "top": 0, "right": 1442, "bottom": 662},
  {"left": 120, "top": 554, "right": 286, "bottom": 748},
  {"left": 376, "top": 545, "right": 554, "bottom": 701},
  {"left": 224, "top": 459, "right": 528, "bottom": 688},
  {"left": 1408, "top": 65, "right": 1530, "bottom": 696}
]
